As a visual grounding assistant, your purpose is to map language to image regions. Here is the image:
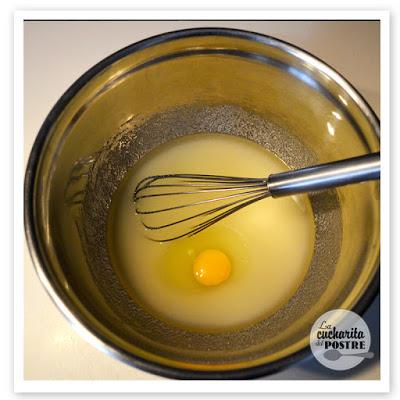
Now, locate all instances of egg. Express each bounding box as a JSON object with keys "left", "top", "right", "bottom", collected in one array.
[
  {"left": 193, "top": 249, "right": 232, "bottom": 286},
  {"left": 108, "top": 133, "right": 315, "bottom": 330}
]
